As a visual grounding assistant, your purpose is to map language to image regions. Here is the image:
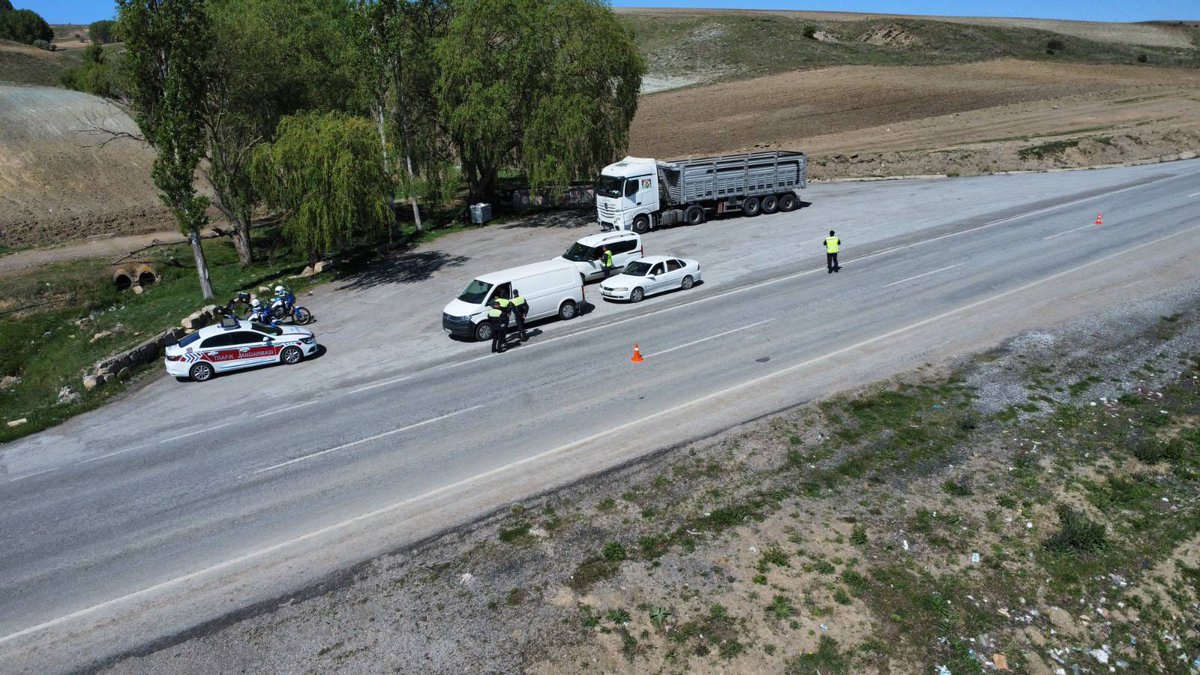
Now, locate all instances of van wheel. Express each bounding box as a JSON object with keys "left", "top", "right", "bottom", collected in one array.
[
  {"left": 630, "top": 287, "right": 644, "bottom": 303},
  {"left": 743, "top": 197, "right": 761, "bottom": 217},
  {"left": 777, "top": 193, "right": 798, "bottom": 212},
  {"left": 189, "top": 362, "right": 215, "bottom": 382},
  {"left": 760, "top": 194, "right": 778, "bottom": 214},
  {"left": 681, "top": 275, "right": 694, "bottom": 290},
  {"left": 474, "top": 322, "right": 493, "bottom": 342},
  {"left": 632, "top": 215, "right": 649, "bottom": 234},
  {"left": 684, "top": 205, "right": 705, "bottom": 225},
  {"left": 559, "top": 300, "right": 578, "bottom": 320}
]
